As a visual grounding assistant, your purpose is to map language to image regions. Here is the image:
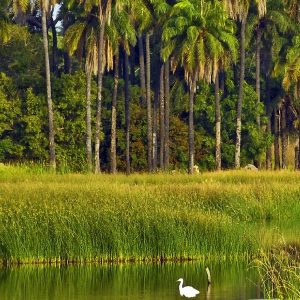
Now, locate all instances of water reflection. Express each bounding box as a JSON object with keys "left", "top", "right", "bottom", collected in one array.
[{"left": 0, "top": 261, "right": 259, "bottom": 300}]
